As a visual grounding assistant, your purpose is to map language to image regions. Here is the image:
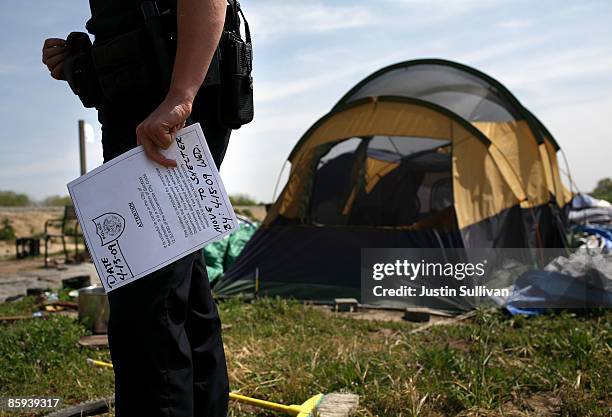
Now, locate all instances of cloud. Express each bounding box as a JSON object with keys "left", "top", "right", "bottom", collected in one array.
[
  {"left": 248, "top": 3, "right": 377, "bottom": 40},
  {"left": 537, "top": 95, "right": 612, "bottom": 192},
  {"left": 496, "top": 18, "right": 532, "bottom": 29},
  {"left": 256, "top": 44, "right": 441, "bottom": 105},
  {"left": 255, "top": 66, "right": 364, "bottom": 103},
  {"left": 0, "top": 132, "right": 106, "bottom": 198},
  {"left": 0, "top": 155, "right": 77, "bottom": 179},
  {"left": 455, "top": 33, "right": 553, "bottom": 65},
  {"left": 396, "top": 0, "right": 506, "bottom": 20},
  {"left": 0, "top": 63, "right": 24, "bottom": 76},
  {"left": 492, "top": 45, "right": 612, "bottom": 91}
]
